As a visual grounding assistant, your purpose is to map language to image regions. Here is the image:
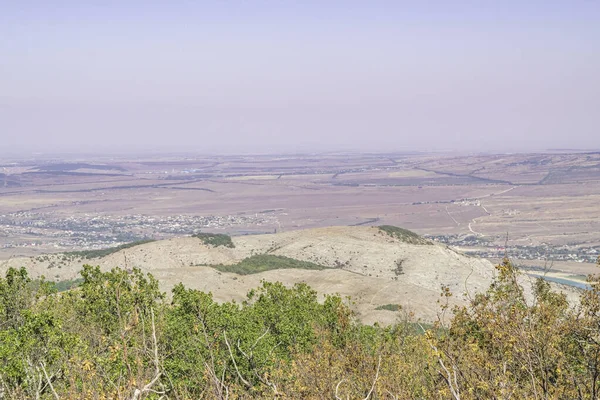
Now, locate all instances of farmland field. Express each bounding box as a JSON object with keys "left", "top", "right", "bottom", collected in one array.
[{"left": 1, "top": 151, "right": 599, "bottom": 278}]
